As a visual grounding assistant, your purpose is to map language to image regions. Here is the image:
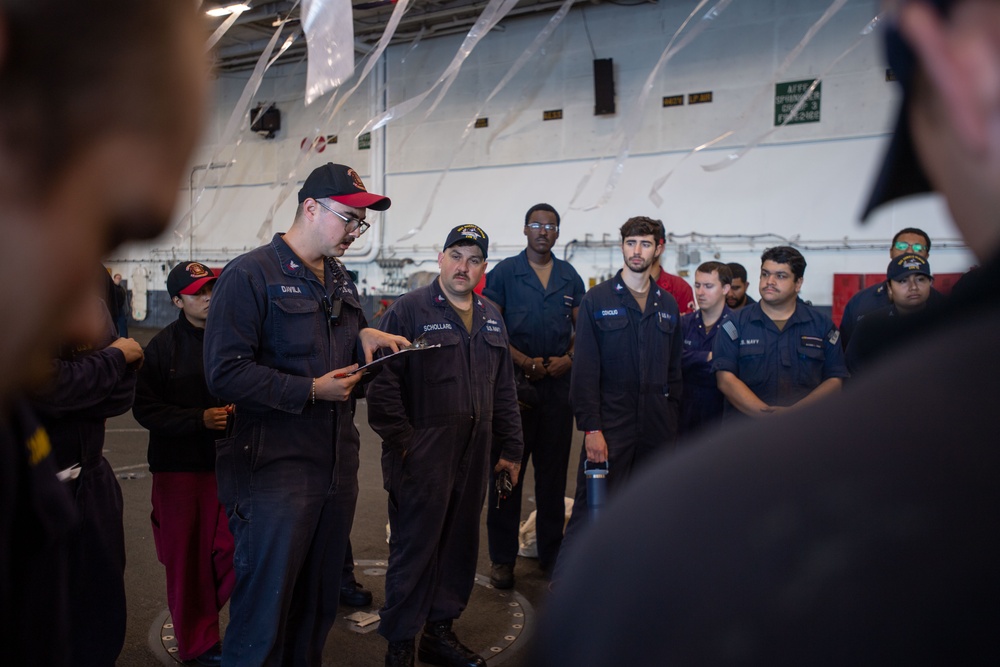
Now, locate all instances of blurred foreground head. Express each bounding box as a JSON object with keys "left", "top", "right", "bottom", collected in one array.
[{"left": 0, "top": 0, "right": 209, "bottom": 402}]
